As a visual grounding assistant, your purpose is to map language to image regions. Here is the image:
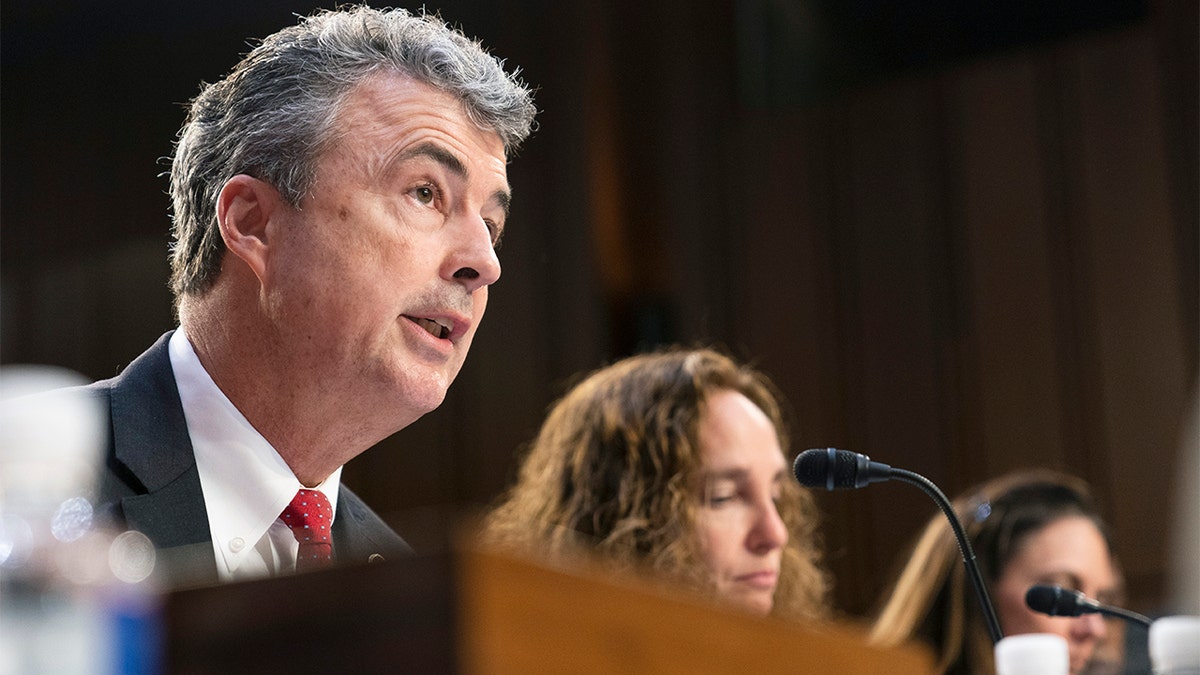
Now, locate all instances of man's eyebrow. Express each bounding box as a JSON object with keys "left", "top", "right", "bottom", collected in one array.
[
  {"left": 494, "top": 188, "right": 511, "bottom": 218},
  {"left": 397, "top": 141, "right": 467, "bottom": 177},
  {"left": 397, "top": 141, "right": 512, "bottom": 217}
]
